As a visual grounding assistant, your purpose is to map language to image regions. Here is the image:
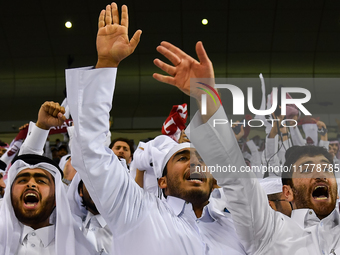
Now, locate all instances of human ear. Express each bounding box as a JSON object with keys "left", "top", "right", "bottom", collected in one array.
[
  {"left": 282, "top": 185, "right": 294, "bottom": 202},
  {"left": 158, "top": 177, "right": 167, "bottom": 189},
  {"left": 79, "top": 187, "right": 83, "bottom": 197}
]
